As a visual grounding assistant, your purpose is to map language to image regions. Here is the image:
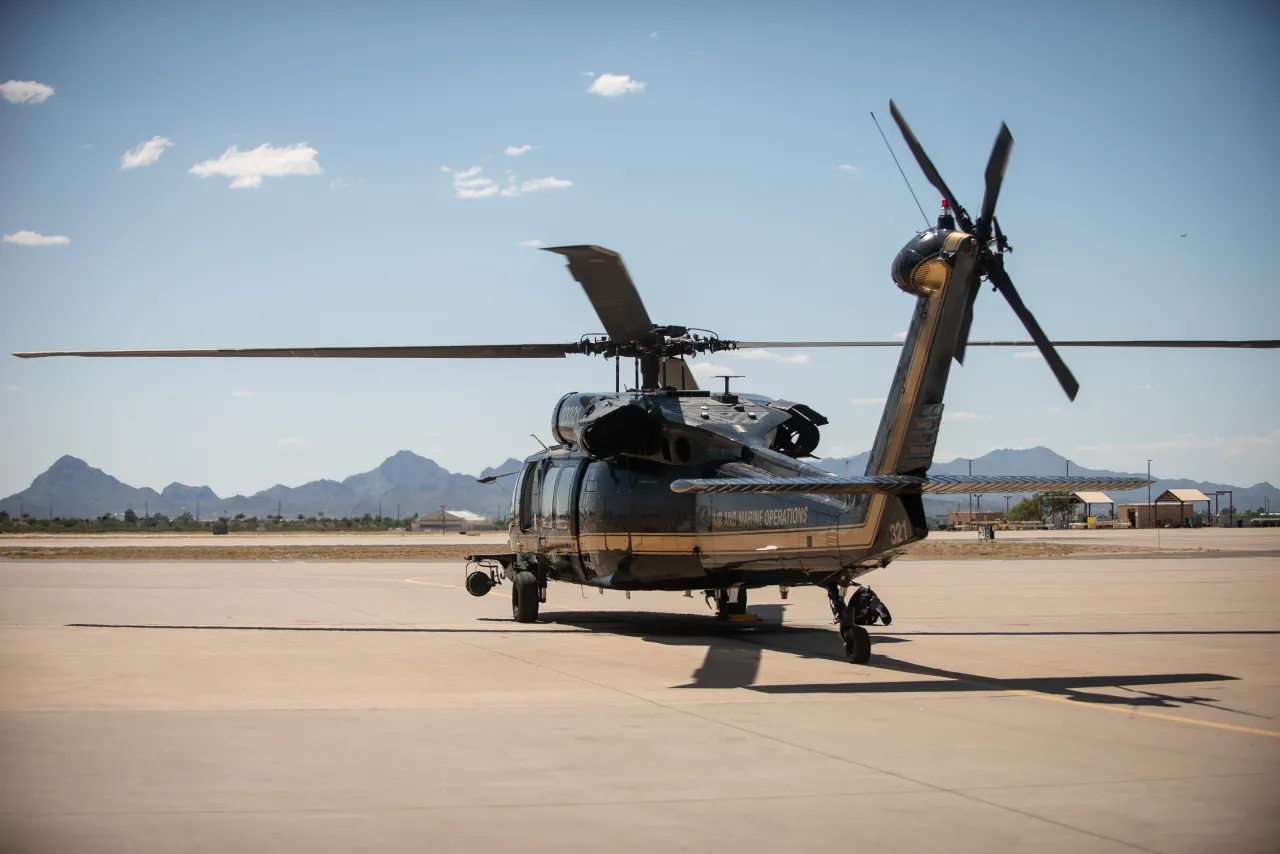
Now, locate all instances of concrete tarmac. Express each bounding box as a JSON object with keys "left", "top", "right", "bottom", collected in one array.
[
  {"left": 5, "top": 528, "right": 1277, "bottom": 552},
  {"left": 1, "top": 552, "right": 1277, "bottom": 853}
]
